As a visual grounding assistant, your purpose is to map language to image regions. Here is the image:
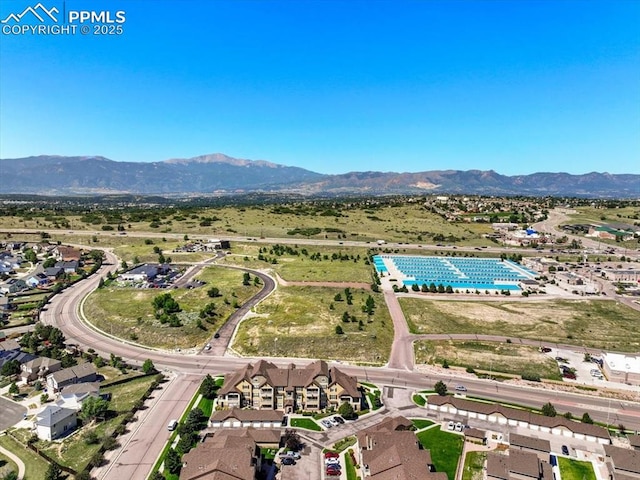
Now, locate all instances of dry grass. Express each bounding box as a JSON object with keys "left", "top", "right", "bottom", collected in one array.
[
  {"left": 401, "top": 299, "right": 640, "bottom": 352},
  {"left": 233, "top": 285, "right": 393, "bottom": 363}
]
